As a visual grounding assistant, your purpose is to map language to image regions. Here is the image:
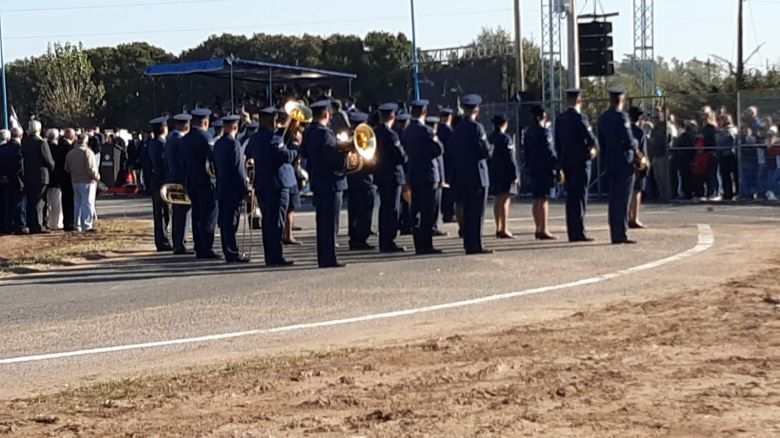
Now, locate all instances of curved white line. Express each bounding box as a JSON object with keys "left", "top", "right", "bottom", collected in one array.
[{"left": 0, "top": 224, "right": 714, "bottom": 366}]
